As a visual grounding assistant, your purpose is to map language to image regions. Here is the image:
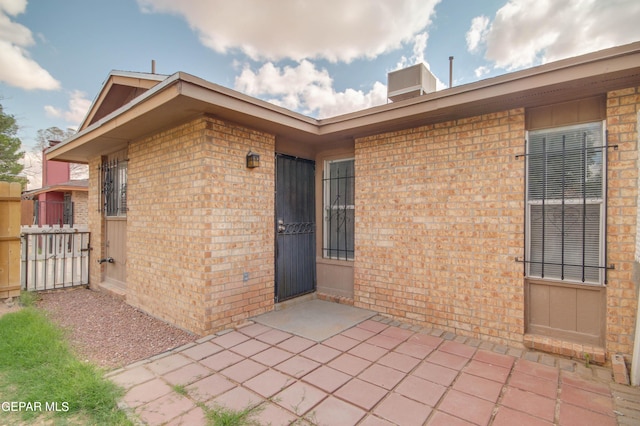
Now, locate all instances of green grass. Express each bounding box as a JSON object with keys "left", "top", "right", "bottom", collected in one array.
[
  {"left": 205, "top": 404, "right": 264, "bottom": 426},
  {"left": 0, "top": 306, "right": 132, "bottom": 425},
  {"left": 172, "top": 384, "right": 188, "bottom": 396},
  {"left": 19, "top": 289, "right": 39, "bottom": 307}
]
